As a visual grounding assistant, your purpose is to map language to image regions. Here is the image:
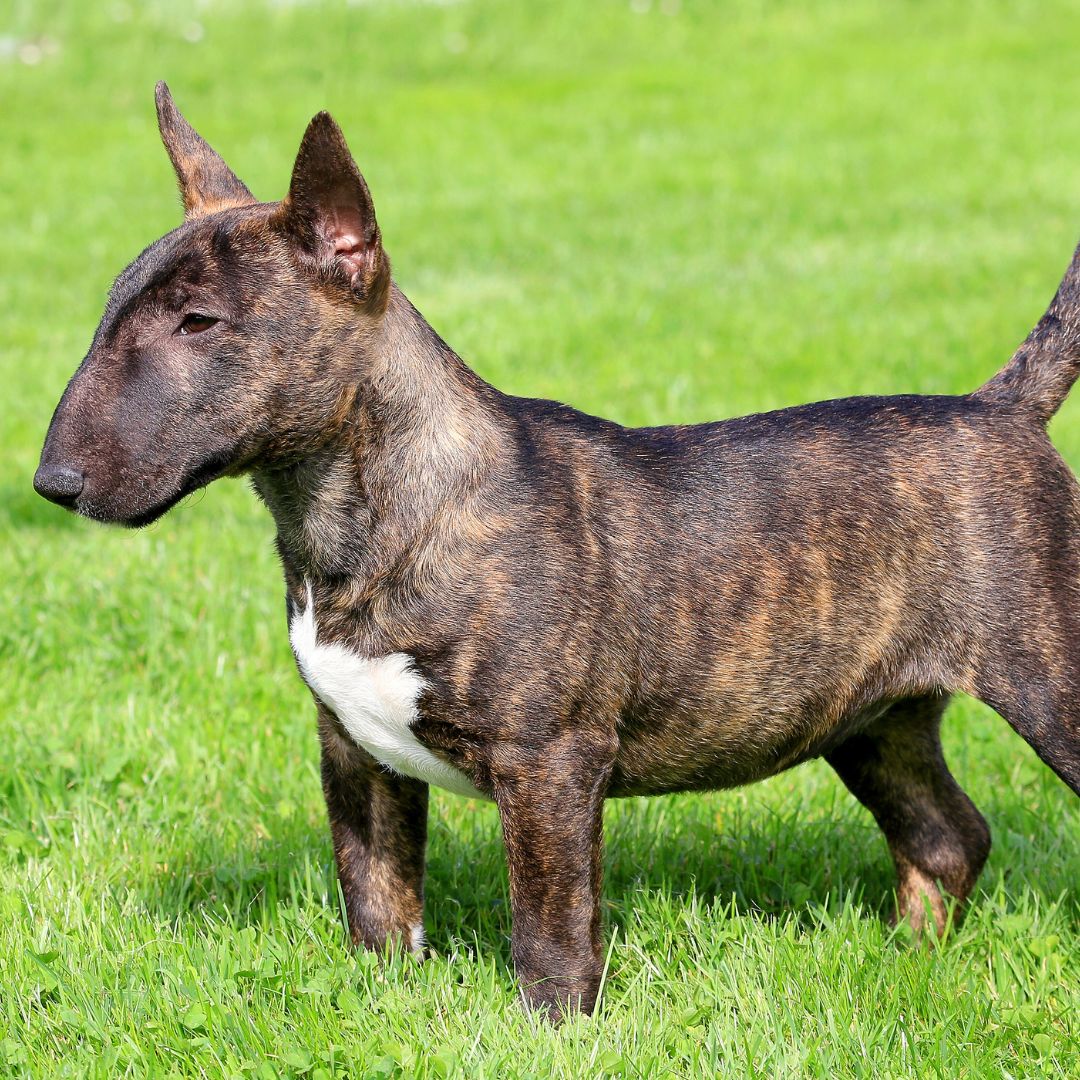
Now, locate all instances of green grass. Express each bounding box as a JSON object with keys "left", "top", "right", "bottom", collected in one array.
[{"left": 2, "top": 0, "right": 1079, "bottom": 1075}]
